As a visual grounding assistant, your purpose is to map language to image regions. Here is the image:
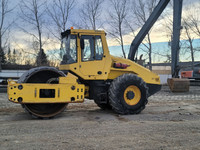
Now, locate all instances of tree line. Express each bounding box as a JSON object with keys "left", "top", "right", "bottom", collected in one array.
[{"left": 0, "top": 0, "right": 200, "bottom": 70}]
